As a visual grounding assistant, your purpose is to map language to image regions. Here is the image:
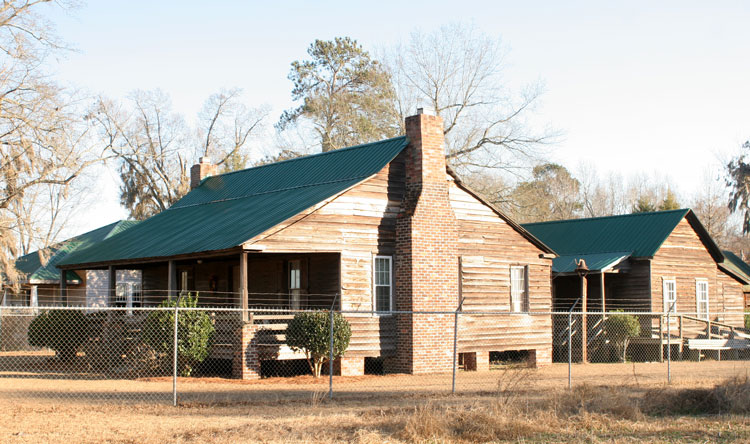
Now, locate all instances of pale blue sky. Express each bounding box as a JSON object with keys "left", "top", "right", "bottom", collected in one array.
[{"left": 43, "top": 1, "right": 750, "bottom": 234}]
